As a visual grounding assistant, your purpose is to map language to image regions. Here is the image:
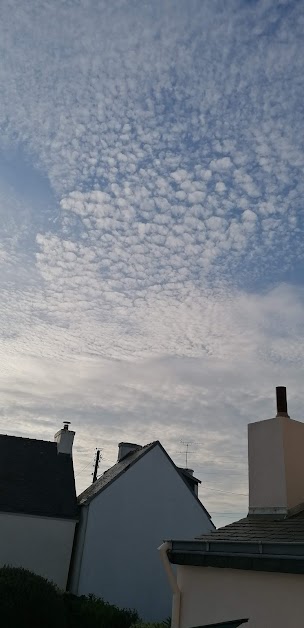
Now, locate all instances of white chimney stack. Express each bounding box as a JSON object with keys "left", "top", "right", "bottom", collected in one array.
[
  {"left": 54, "top": 421, "right": 75, "bottom": 456},
  {"left": 248, "top": 387, "right": 304, "bottom": 515},
  {"left": 118, "top": 442, "right": 141, "bottom": 462}
]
